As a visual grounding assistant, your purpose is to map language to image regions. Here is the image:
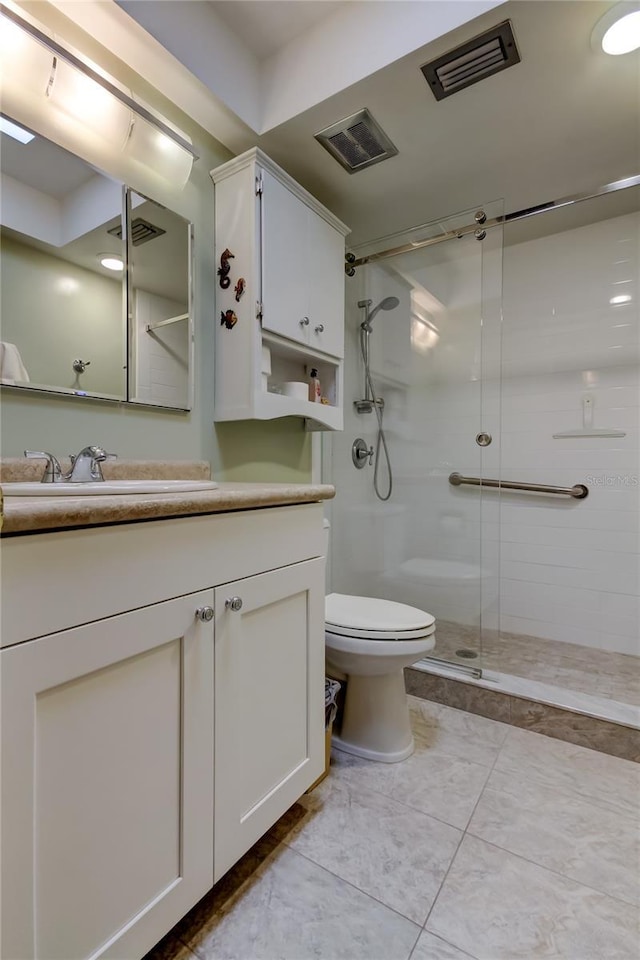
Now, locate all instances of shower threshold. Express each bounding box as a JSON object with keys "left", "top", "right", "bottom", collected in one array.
[
  {"left": 412, "top": 657, "right": 640, "bottom": 730},
  {"left": 421, "top": 655, "right": 482, "bottom": 681}
]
